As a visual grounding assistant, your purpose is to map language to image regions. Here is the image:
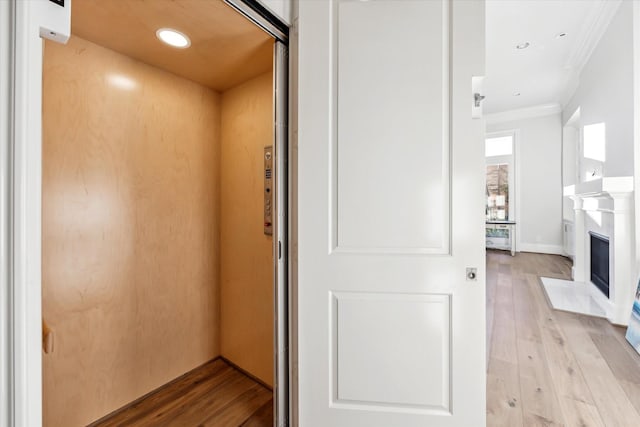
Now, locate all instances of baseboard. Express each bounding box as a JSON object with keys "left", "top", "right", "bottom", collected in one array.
[
  {"left": 518, "top": 243, "right": 564, "bottom": 255},
  {"left": 220, "top": 356, "right": 273, "bottom": 391}
]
